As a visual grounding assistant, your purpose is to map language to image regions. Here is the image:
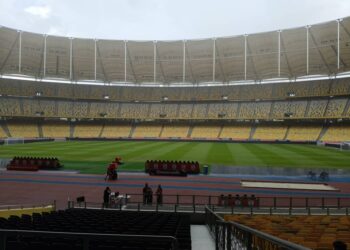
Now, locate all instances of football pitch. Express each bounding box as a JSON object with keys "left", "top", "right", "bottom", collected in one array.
[{"left": 0, "top": 140, "right": 350, "bottom": 174}]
